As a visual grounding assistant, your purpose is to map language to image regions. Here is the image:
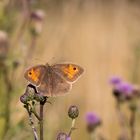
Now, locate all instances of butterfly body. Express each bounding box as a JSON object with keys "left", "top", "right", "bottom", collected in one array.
[{"left": 24, "top": 63, "right": 84, "bottom": 97}]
